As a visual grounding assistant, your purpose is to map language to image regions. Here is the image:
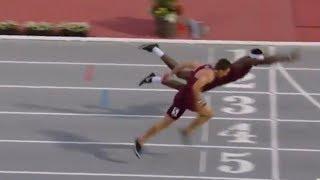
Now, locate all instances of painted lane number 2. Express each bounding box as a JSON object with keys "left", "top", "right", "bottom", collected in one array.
[{"left": 224, "top": 73, "right": 256, "bottom": 89}]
